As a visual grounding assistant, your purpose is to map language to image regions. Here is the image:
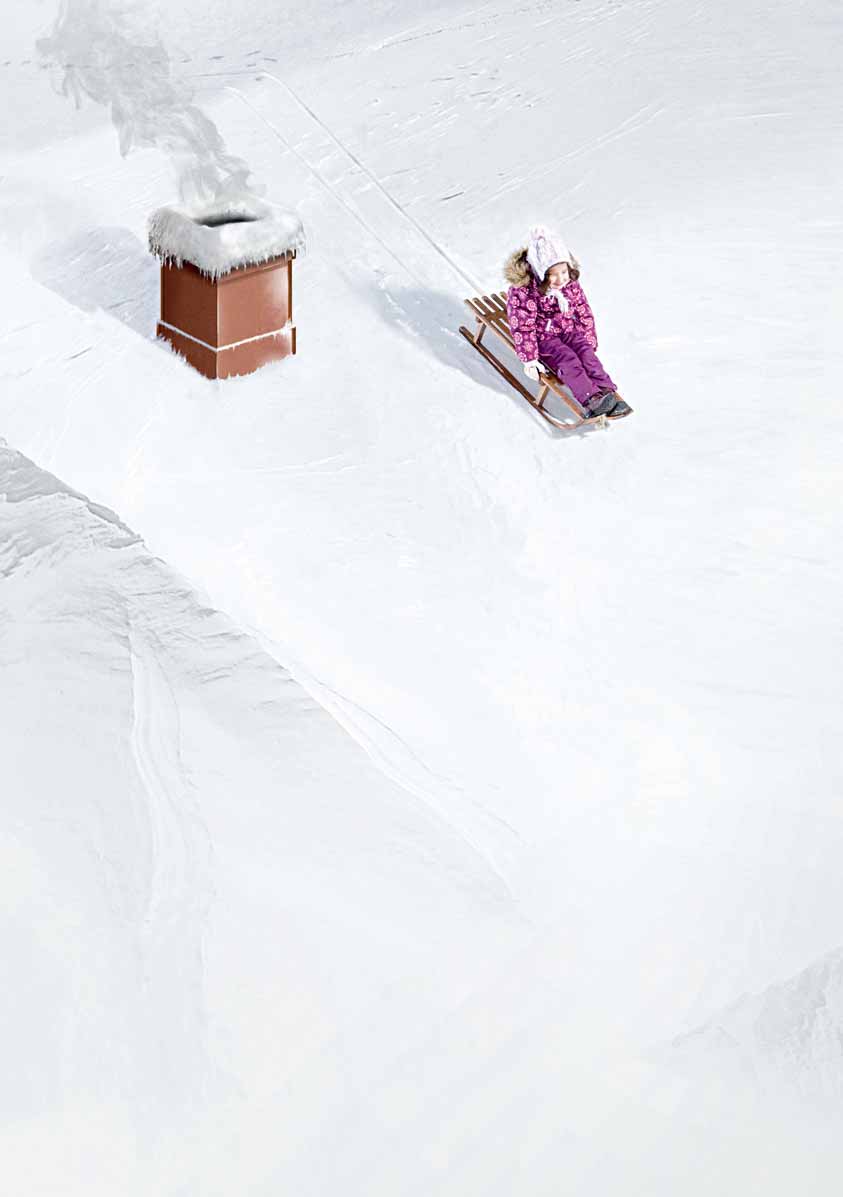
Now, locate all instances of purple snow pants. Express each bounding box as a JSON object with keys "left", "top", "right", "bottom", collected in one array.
[{"left": 537, "top": 330, "right": 617, "bottom": 410}]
